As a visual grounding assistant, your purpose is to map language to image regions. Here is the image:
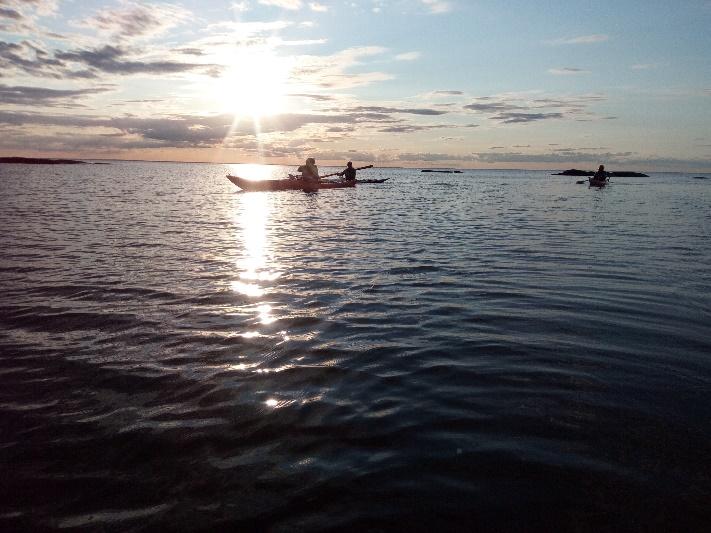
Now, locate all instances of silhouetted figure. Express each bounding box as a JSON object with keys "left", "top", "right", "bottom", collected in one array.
[
  {"left": 593, "top": 164, "right": 607, "bottom": 181},
  {"left": 297, "top": 157, "right": 319, "bottom": 180},
  {"left": 339, "top": 161, "right": 357, "bottom": 181},
  {"left": 296, "top": 157, "right": 319, "bottom": 192}
]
